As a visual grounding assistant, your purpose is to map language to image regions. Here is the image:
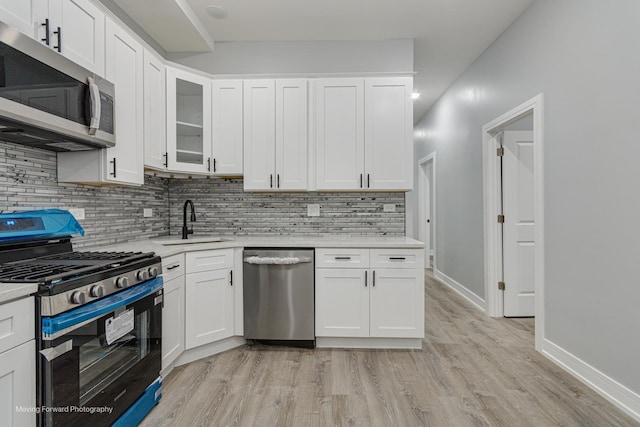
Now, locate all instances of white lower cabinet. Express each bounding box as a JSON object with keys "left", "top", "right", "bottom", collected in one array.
[
  {"left": 369, "top": 268, "right": 424, "bottom": 338},
  {"left": 161, "top": 254, "right": 185, "bottom": 372},
  {"left": 315, "top": 268, "right": 369, "bottom": 337},
  {"left": 185, "top": 249, "right": 235, "bottom": 349},
  {"left": 0, "top": 296, "right": 35, "bottom": 427},
  {"left": 0, "top": 340, "right": 36, "bottom": 427},
  {"left": 315, "top": 248, "right": 424, "bottom": 339}
]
